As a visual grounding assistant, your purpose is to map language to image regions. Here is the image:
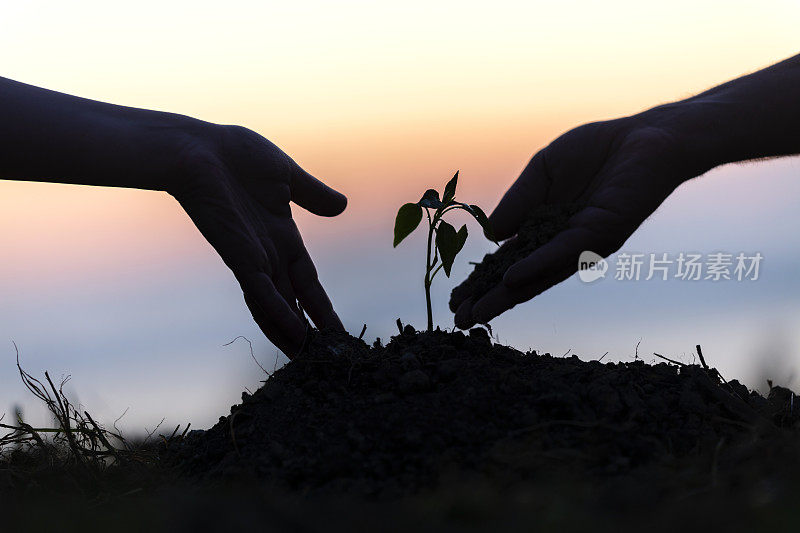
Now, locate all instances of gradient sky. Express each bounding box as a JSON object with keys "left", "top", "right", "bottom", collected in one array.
[{"left": 1, "top": 1, "right": 799, "bottom": 433}]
